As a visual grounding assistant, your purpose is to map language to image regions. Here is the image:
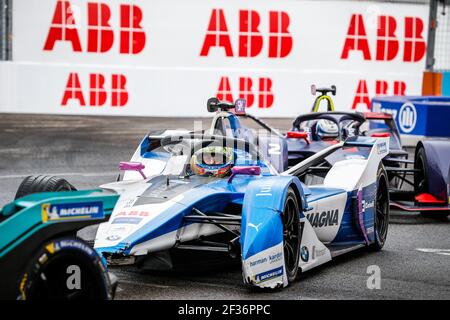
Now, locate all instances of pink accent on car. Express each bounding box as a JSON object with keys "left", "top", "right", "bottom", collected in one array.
[
  {"left": 119, "top": 161, "right": 147, "bottom": 179},
  {"left": 228, "top": 166, "right": 261, "bottom": 183}
]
